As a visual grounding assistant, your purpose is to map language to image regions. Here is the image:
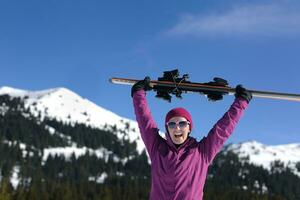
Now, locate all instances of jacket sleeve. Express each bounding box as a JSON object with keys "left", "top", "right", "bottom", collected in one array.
[
  {"left": 132, "top": 90, "right": 160, "bottom": 160},
  {"left": 199, "top": 97, "right": 249, "bottom": 164}
]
